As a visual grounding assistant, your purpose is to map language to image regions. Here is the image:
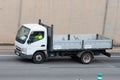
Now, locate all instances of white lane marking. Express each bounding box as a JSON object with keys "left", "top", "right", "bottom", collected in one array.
[
  {"left": 96, "top": 56, "right": 120, "bottom": 58},
  {"left": 0, "top": 55, "right": 16, "bottom": 56},
  {"left": 0, "top": 55, "right": 120, "bottom": 58}
]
